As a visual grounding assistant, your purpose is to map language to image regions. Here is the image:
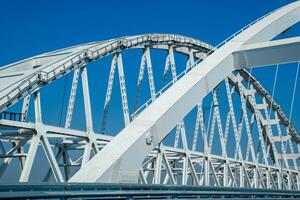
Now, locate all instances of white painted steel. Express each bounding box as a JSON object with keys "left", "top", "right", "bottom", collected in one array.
[
  {"left": 70, "top": 1, "right": 300, "bottom": 183},
  {"left": 0, "top": 1, "right": 299, "bottom": 190}
]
